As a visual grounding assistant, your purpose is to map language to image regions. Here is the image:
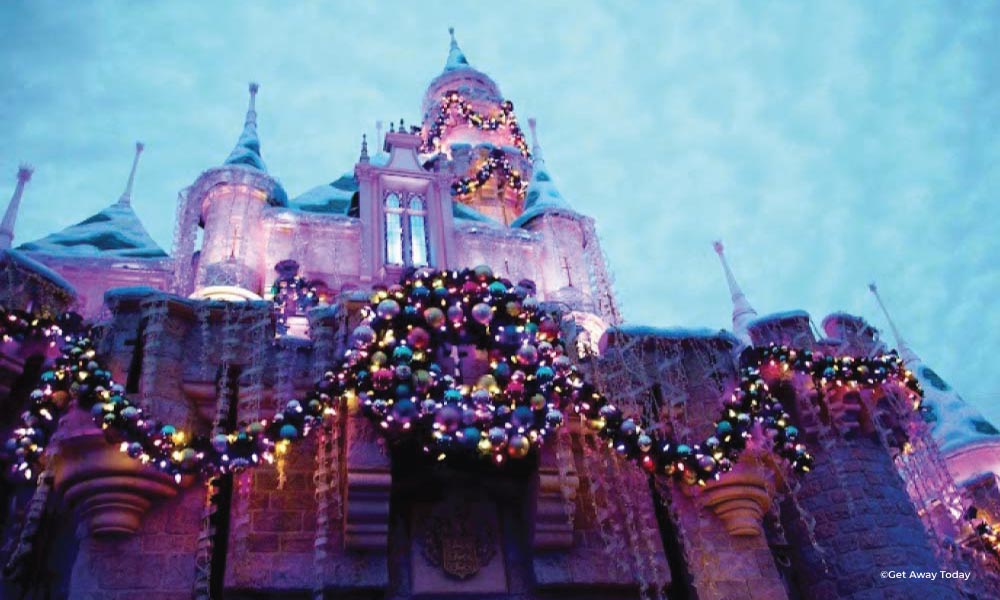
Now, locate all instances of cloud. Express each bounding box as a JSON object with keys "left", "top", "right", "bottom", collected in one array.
[{"left": 1, "top": 1, "right": 998, "bottom": 423}]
